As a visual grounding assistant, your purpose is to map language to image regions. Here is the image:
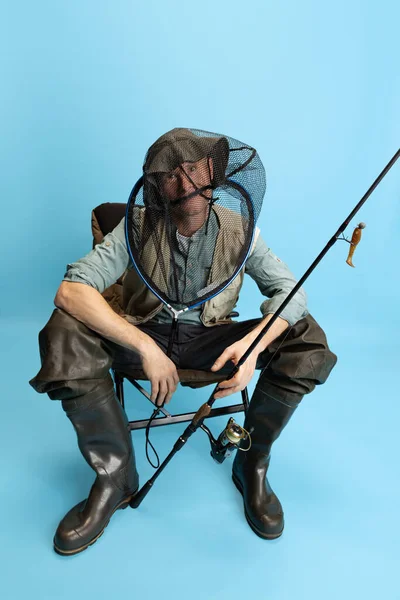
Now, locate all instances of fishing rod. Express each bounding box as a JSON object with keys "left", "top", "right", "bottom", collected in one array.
[{"left": 130, "top": 148, "right": 400, "bottom": 509}]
